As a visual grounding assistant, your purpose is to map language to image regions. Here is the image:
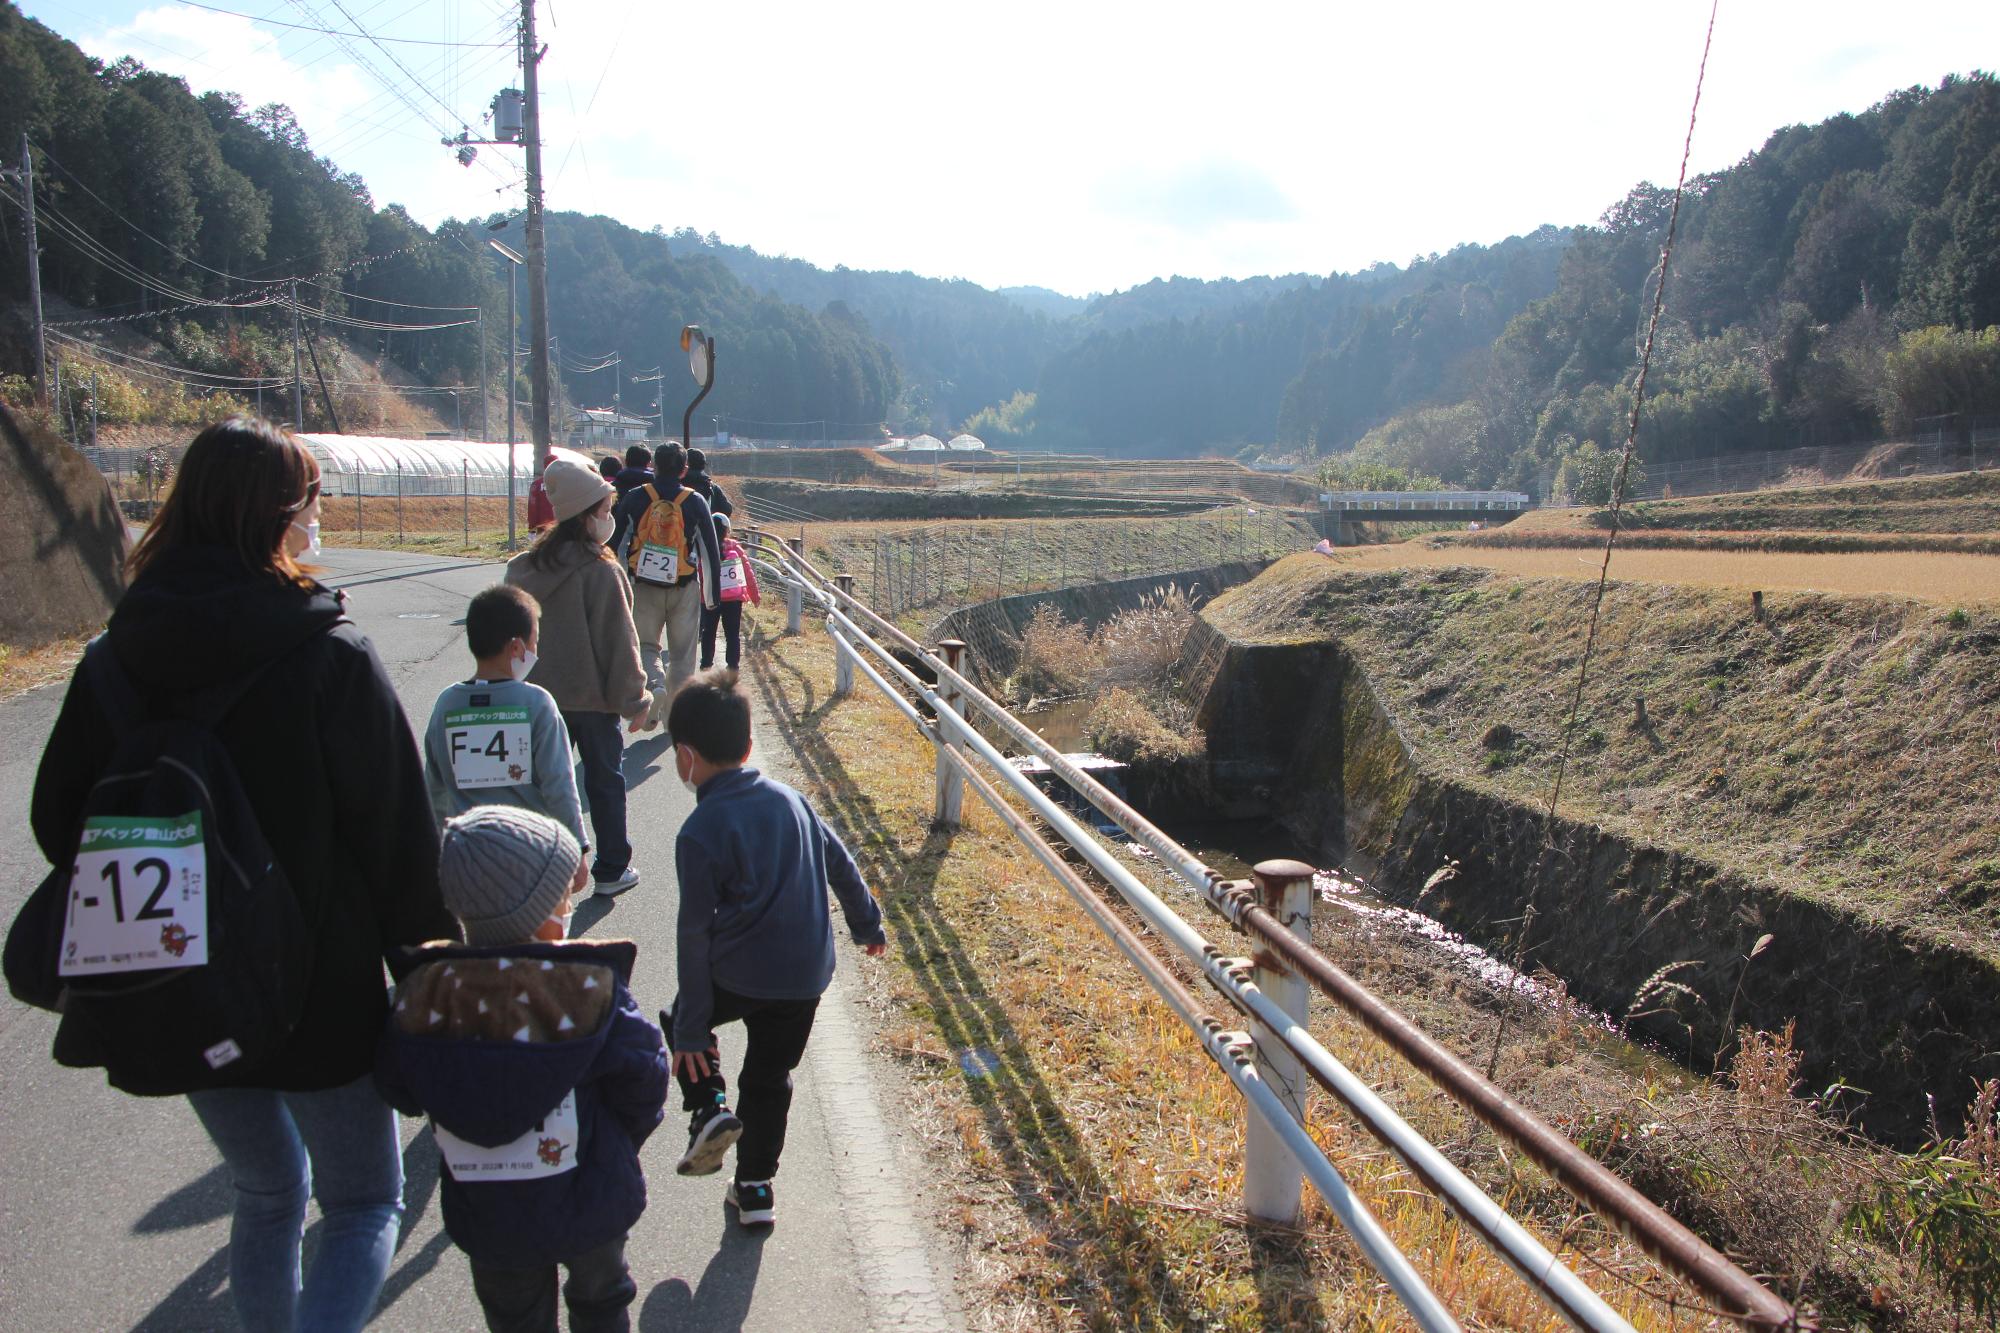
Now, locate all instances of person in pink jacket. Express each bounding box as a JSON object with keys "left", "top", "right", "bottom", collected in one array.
[{"left": 699, "top": 513, "right": 760, "bottom": 672}]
